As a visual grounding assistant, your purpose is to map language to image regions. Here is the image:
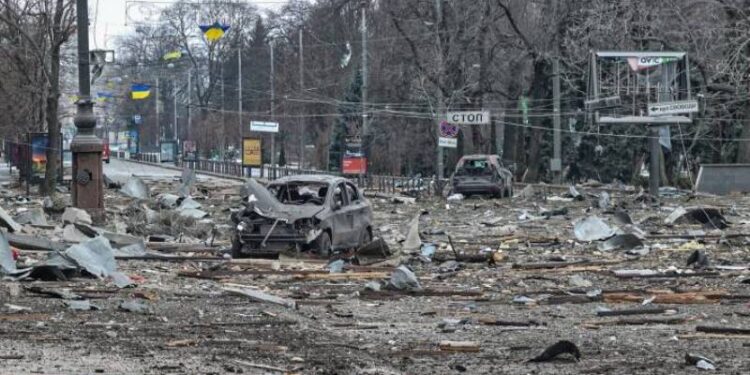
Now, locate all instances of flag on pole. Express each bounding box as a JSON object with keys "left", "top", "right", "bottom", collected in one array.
[
  {"left": 199, "top": 22, "right": 230, "bottom": 42},
  {"left": 131, "top": 84, "right": 151, "bottom": 100}
]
